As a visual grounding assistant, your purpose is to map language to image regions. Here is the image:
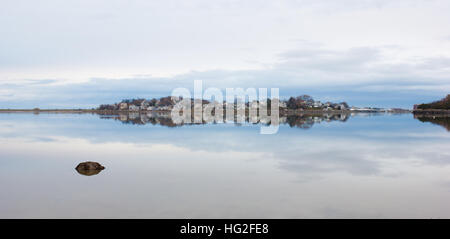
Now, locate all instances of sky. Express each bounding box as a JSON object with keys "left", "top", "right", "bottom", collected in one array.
[{"left": 1, "top": 0, "right": 450, "bottom": 109}]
